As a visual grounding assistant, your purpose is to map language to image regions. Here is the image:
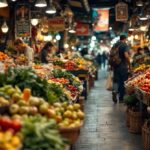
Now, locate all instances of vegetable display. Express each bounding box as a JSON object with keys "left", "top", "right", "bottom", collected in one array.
[
  {"left": 21, "top": 116, "right": 67, "bottom": 150},
  {"left": 0, "top": 68, "right": 68, "bottom": 103}
]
